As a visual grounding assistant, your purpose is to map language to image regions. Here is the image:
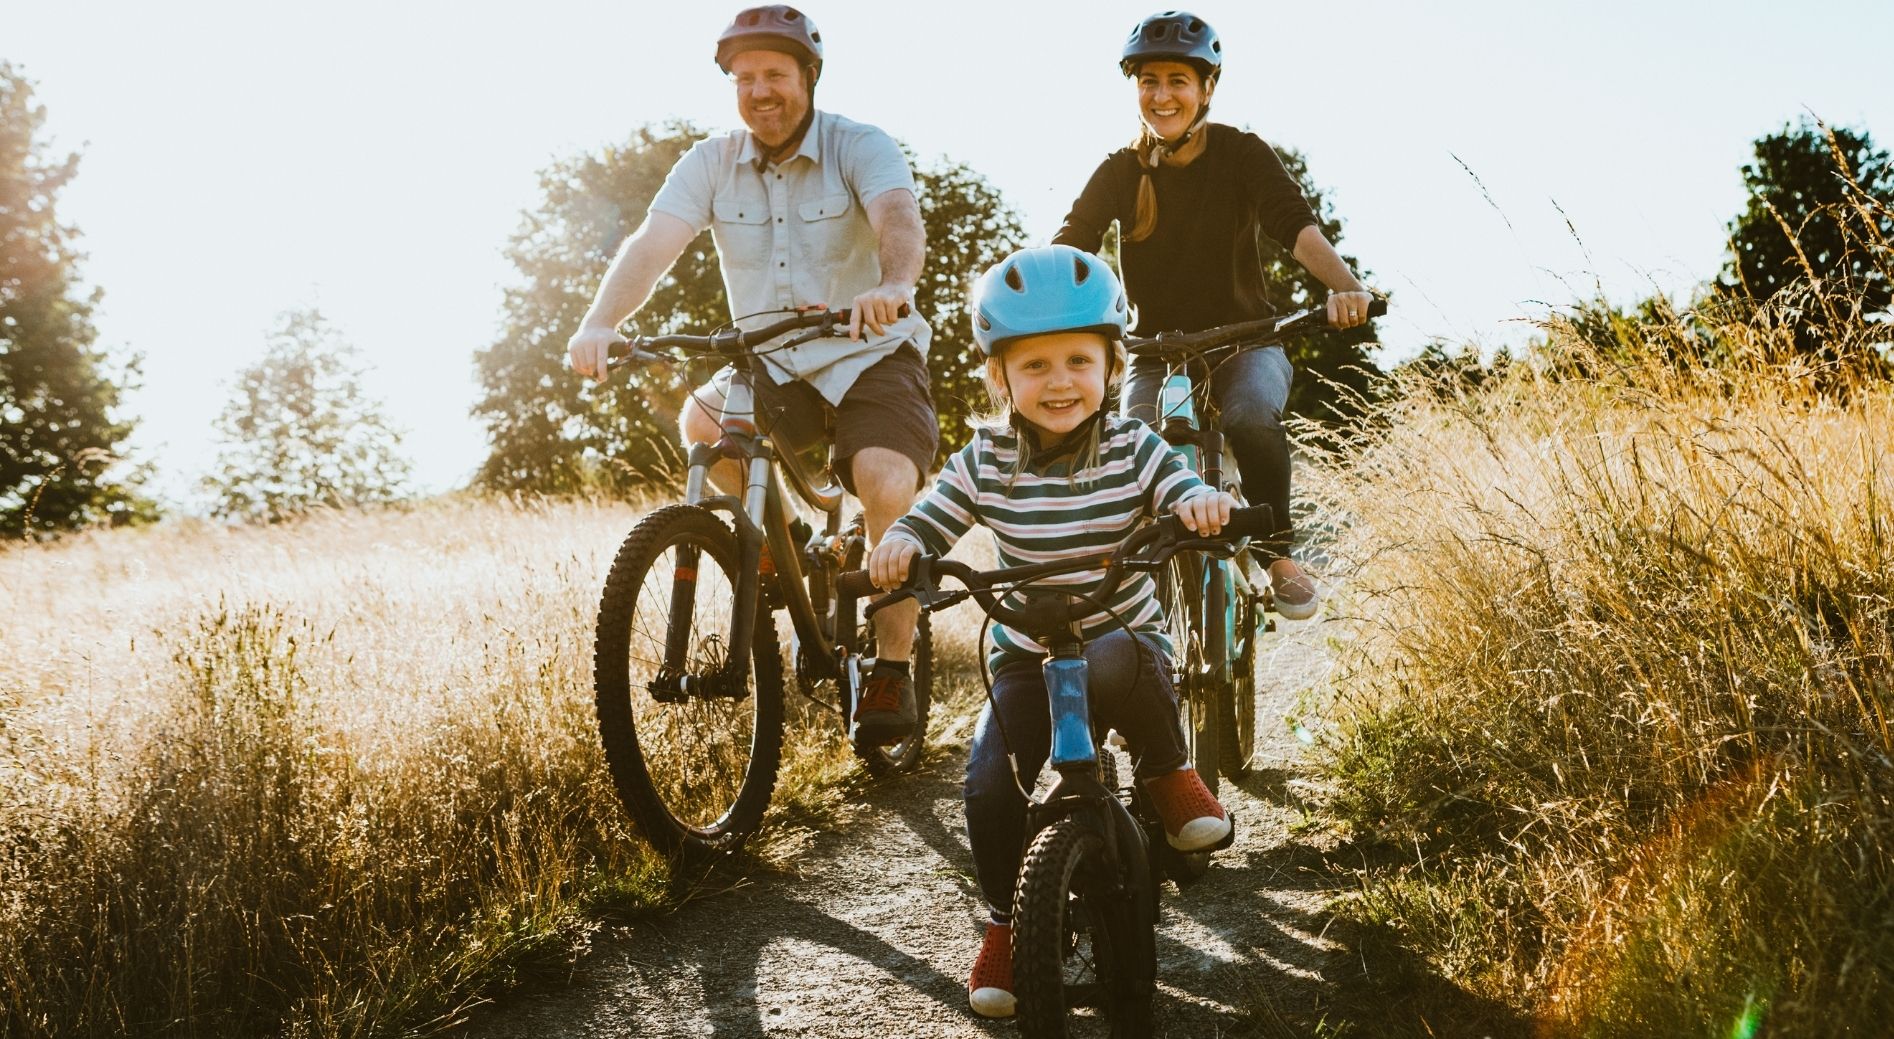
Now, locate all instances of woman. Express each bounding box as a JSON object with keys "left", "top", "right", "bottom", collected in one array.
[{"left": 1053, "top": 10, "right": 1376, "bottom": 619}]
